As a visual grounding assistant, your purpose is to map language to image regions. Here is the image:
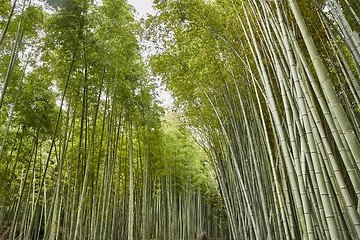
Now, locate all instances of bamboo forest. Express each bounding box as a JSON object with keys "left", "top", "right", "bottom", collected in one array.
[{"left": 0, "top": 0, "right": 360, "bottom": 239}]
